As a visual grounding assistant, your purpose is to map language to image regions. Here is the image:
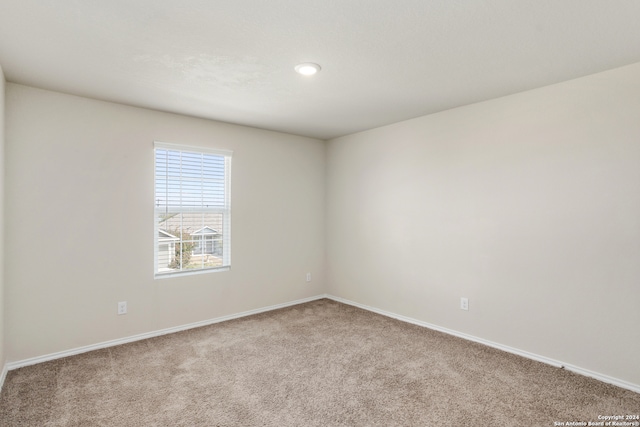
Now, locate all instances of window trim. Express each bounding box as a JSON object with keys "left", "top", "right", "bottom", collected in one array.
[{"left": 153, "top": 141, "right": 232, "bottom": 279}]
